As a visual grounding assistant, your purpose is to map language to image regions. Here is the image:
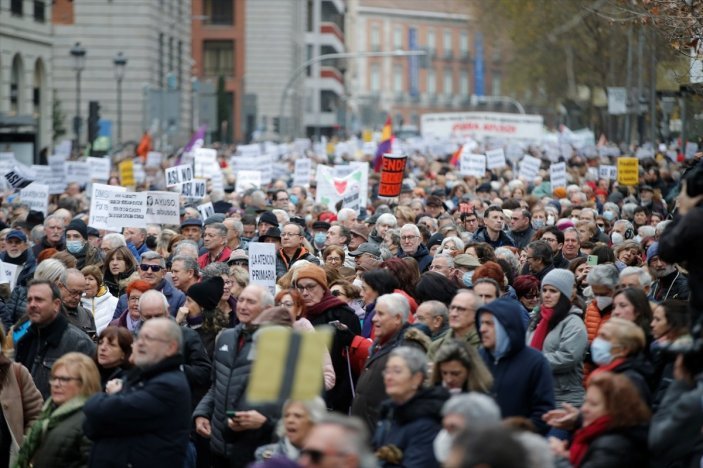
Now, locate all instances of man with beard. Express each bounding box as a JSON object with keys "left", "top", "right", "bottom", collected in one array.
[
  {"left": 32, "top": 214, "right": 66, "bottom": 257},
  {"left": 0, "top": 230, "right": 36, "bottom": 298},
  {"left": 646, "top": 242, "right": 689, "bottom": 302}
]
